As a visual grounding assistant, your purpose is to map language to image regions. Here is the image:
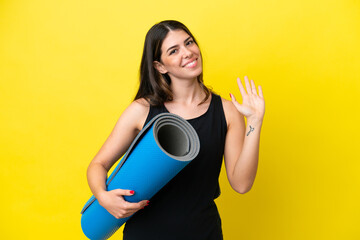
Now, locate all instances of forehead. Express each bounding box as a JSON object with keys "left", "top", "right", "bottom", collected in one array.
[{"left": 161, "top": 30, "right": 191, "bottom": 49}]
